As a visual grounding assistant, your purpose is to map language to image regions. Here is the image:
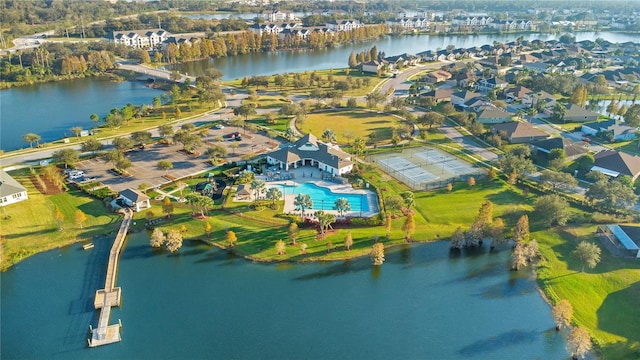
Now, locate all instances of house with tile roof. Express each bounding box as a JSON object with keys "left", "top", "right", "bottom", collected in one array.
[
  {"left": 0, "top": 170, "right": 28, "bottom": 207},
  {"left": 490, "top": 121, "right": 549, "bottom": 143},
  {"left": 562, "top": 104, "right": 600, "bottom": 122},
  {"left": 581, "top": 120, "right": 637, "bottom": 141},
  {"left": 530, "top": 137, "right": 590, "bottom": 160},
  {"left": 474, "top": 104, "right": 513, "bottom": 124},
  {"left": 591, "top": 150, "right": 640, "bottom": 182},
  {"left": 266, "top": 133, "right": 354, "bottom": 175}
]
